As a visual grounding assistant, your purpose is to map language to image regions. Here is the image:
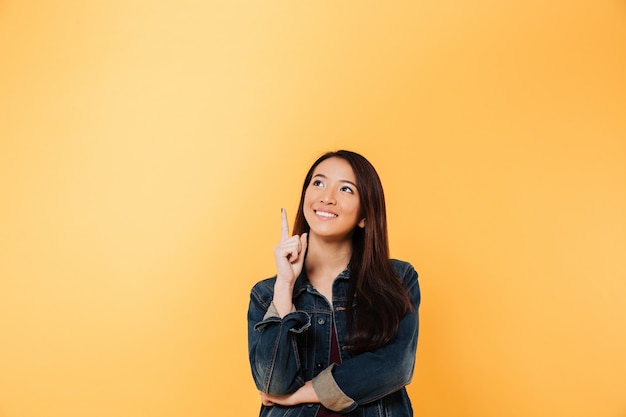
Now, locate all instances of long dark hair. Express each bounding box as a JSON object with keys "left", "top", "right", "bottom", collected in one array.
[{"left": 293, "top": 150, "right": 412, "bottom": 354}]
